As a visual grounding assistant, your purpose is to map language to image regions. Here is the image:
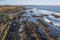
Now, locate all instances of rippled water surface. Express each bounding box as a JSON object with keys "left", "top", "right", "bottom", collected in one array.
[{"left": 19, "top": 8, "right": 60, "bottom": 37}]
